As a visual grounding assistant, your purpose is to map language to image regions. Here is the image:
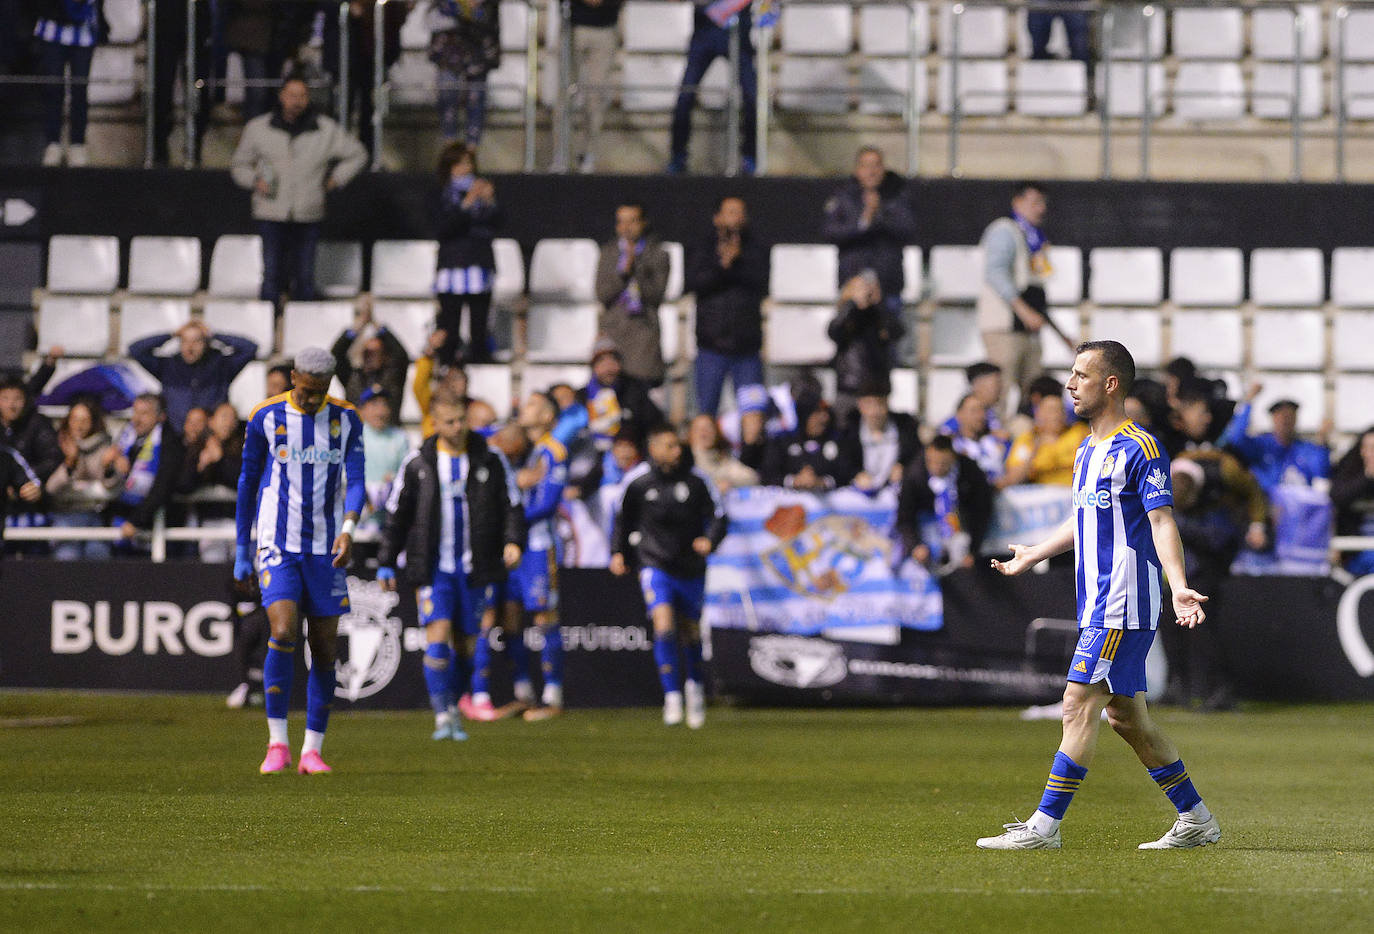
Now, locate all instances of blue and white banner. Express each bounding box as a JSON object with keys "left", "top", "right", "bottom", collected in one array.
[
  {"left": 703, "top": 486, "right": 943, "bottom": 634},
  {"left": 982, "top": 484, "right": 1073, "bottom": 555}
]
